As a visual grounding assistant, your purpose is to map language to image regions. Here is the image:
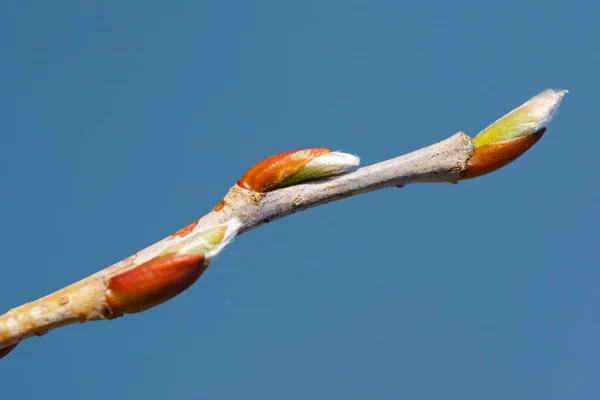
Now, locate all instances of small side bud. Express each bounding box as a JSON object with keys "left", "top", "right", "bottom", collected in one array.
[
  {"left": 168, "top": 219, "right": 240, "bottom": 260},
  {"left": 238, "top": 148, "right": 359, "bottom": 192},
  {"left": 170, "top": 220, "right": 199, "bottom": 239},
  {"left": 0, "top": 342, "right": 18, "bottom": 360},
  {"left": 462, "top": 89, "right": 567, "bottom": 179},
  {"left": 106, "top": 253, "right": 207, "bottom": 316},
  {"left": 212, "top": 199, "right": 226, "bottom": 212}
]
